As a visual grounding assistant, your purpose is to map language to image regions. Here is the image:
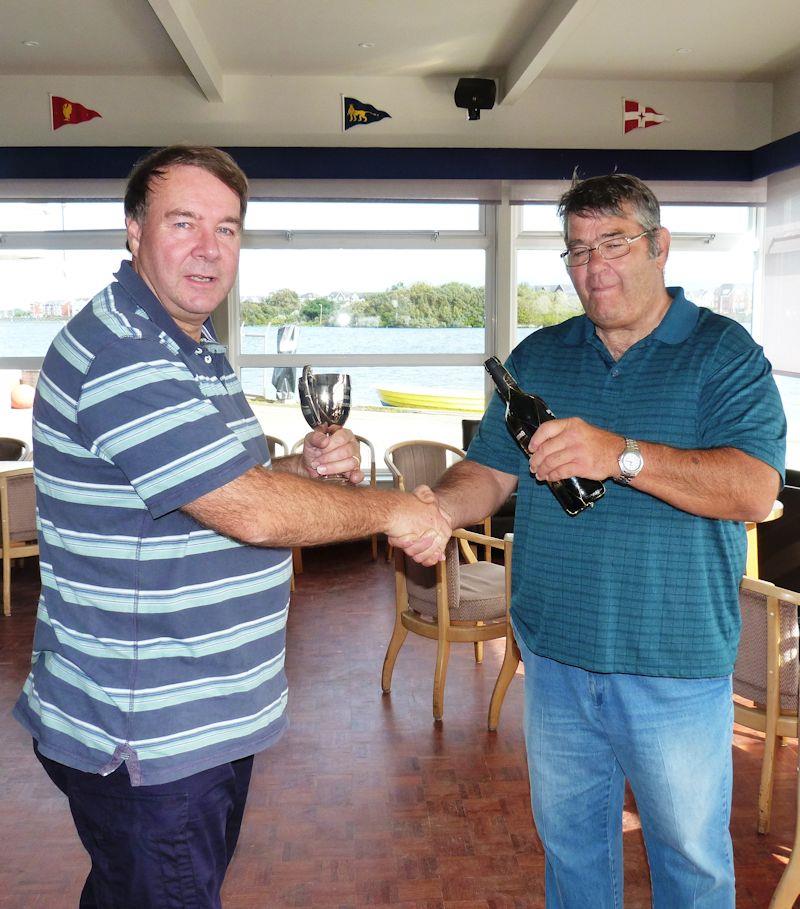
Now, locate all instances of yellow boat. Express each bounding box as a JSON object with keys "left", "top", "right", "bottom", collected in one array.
[{"left": 377, "top": 386, "right": 485, "bottom": 413}]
